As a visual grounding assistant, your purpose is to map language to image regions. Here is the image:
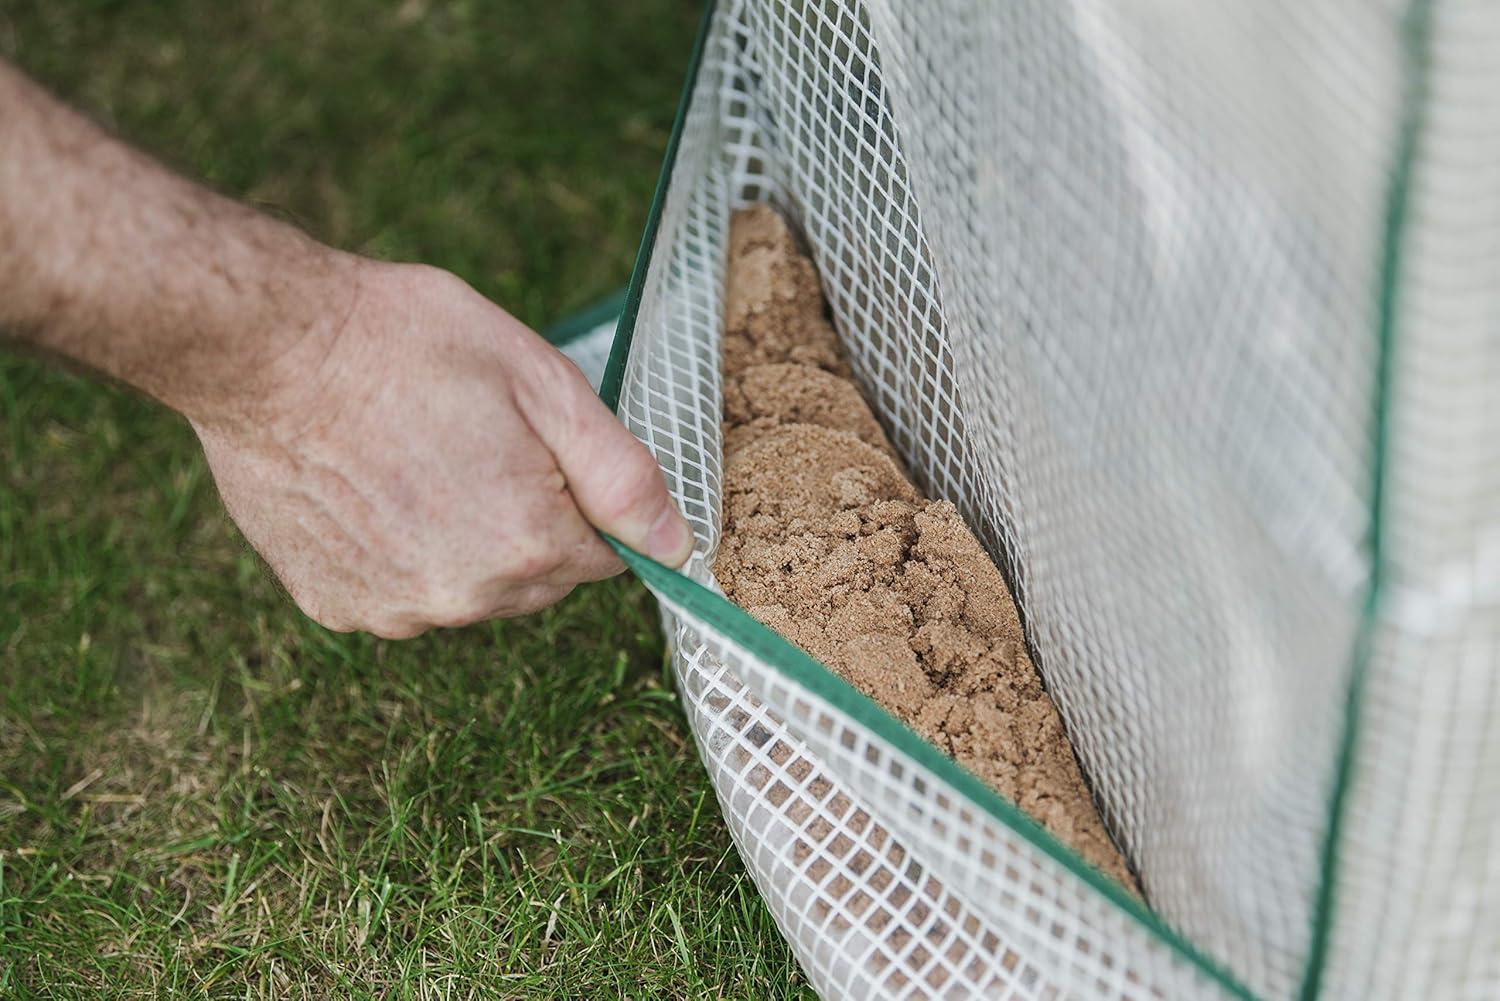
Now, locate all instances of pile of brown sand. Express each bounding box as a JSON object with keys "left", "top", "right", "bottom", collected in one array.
[{"left": 714, "top": 205, "right": 1134, "bottom": 889}]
